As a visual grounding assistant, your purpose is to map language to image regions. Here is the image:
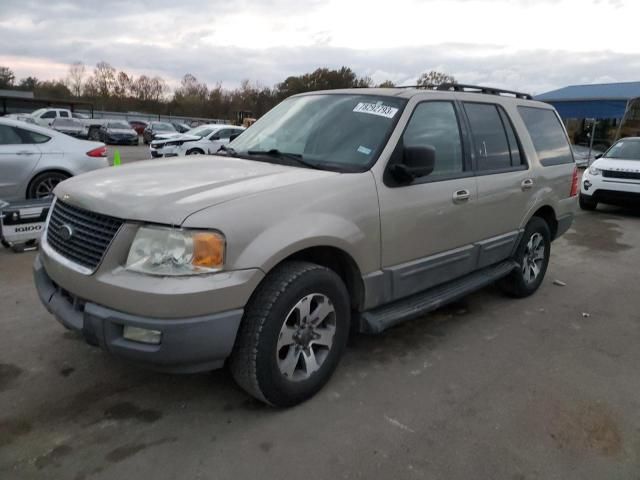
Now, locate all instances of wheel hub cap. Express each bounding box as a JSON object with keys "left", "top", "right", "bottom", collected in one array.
[
  {"left": 522, "top": 232, "right": 545, "bottom": 284},
  {"left": 276, "top": 293, "right": 336, "bottom": 382}
]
